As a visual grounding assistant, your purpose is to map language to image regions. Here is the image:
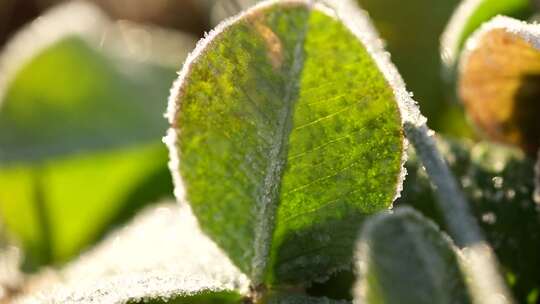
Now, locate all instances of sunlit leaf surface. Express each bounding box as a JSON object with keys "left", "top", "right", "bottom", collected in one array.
[{"left": 167, "top": 0, "right": 409, "bottom": 286}]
